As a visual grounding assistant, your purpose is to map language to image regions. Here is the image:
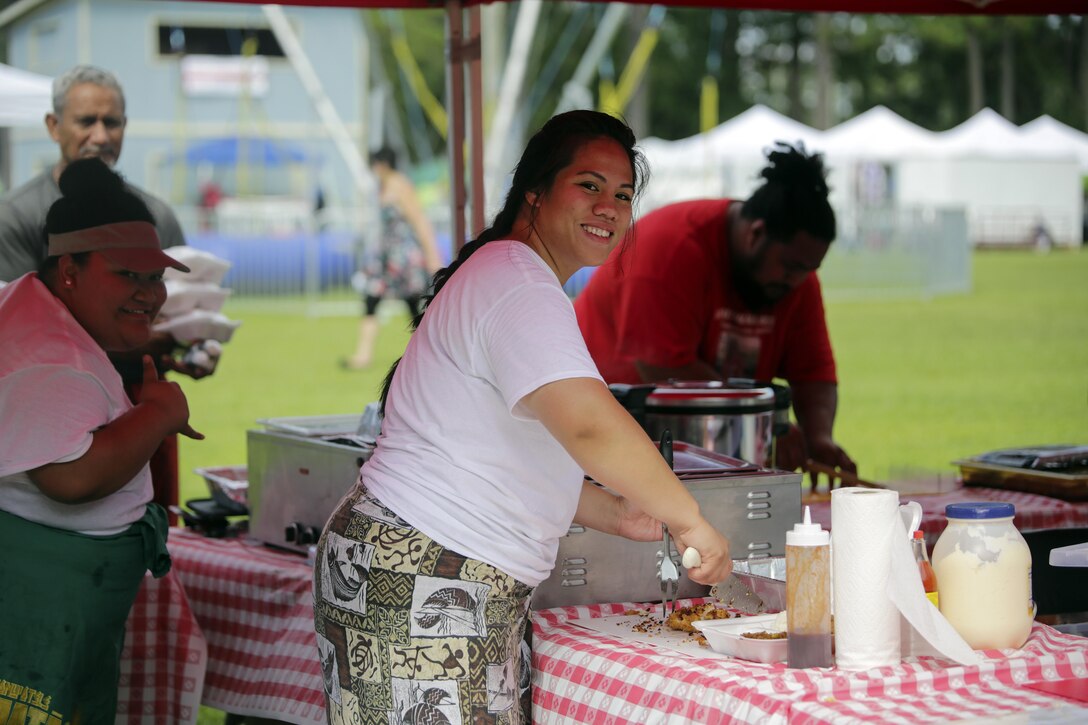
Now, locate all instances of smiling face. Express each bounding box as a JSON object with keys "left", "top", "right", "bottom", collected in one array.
[
  {"left": 47, "top": 83, "right": 126, "bottom": 170},
  {"left": 520, "top": 137, "right": 635, "bottom": 283},
  {"left": 59, "top": 253, "right": 166, "bottom": 352}
]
